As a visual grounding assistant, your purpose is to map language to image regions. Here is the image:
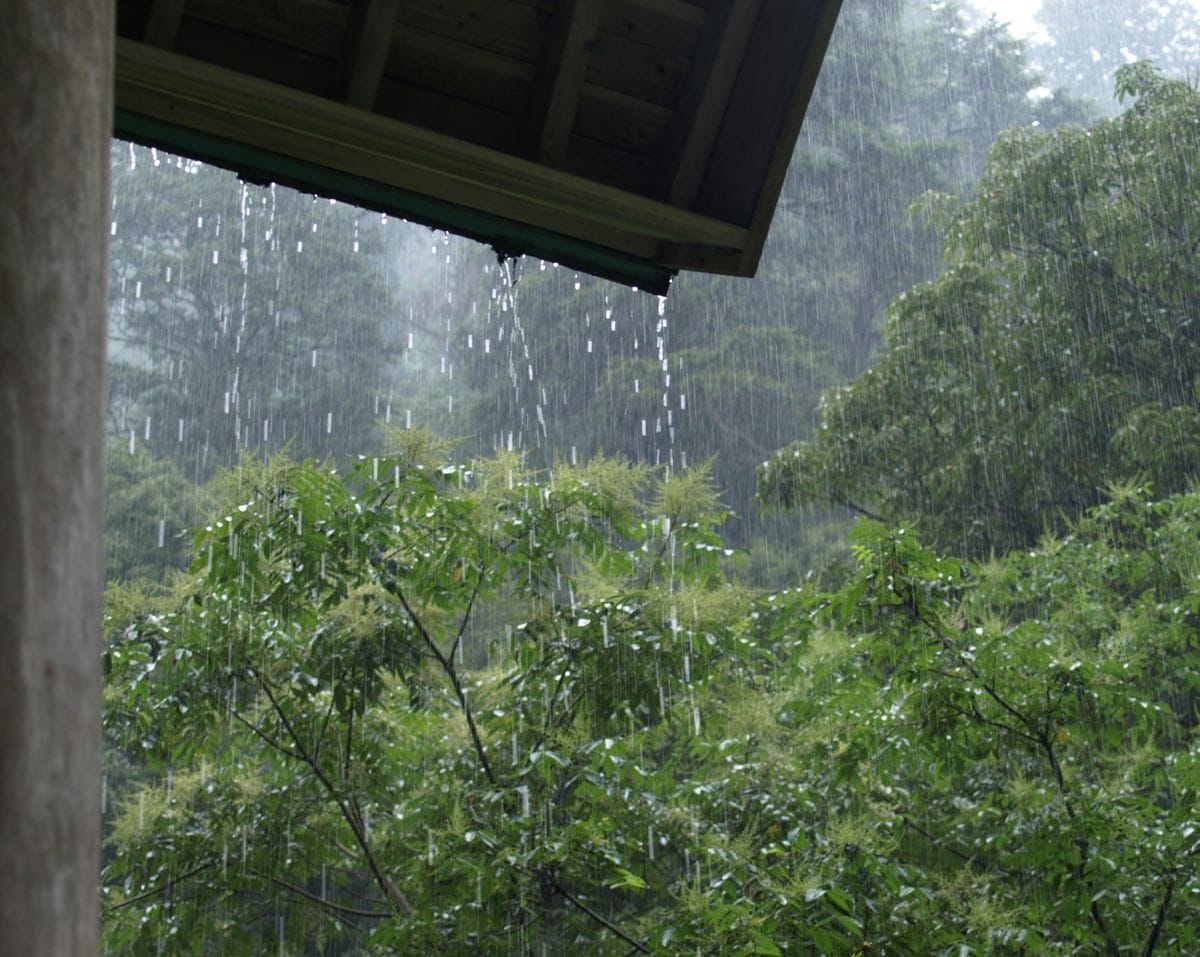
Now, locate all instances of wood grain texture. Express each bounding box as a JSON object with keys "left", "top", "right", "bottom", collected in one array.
[{"left": 0, "top": 0, "right": 111, "bottom": 951}]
